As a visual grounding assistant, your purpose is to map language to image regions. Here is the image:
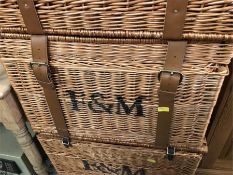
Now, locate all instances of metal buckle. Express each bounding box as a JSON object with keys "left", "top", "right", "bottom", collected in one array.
[
  {"left": 166, "top": 146, "right": 175, "bottom": 161},
  {"left": 30, "top": 61, "right": 49, "bottom": 68},
  {"left": 62, "top": 137, "right": 70, "bottom": 148},
  {"left": 30, "top": 61, "right": 52, "bottom": 83},
  {"left": 158, "top": 70, "right": 183, "bottom": 84}
]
